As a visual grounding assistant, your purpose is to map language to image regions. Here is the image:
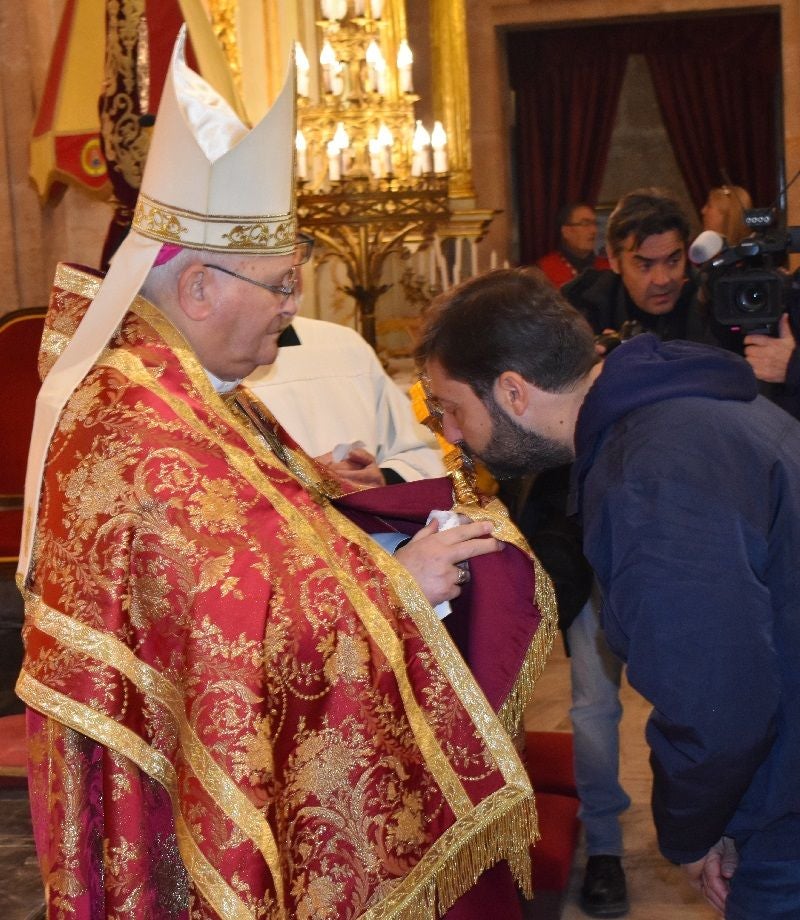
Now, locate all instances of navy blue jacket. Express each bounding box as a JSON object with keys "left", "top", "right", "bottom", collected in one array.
[{"left": 572, "top": 334, "right": 800, "bottom": 864}]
